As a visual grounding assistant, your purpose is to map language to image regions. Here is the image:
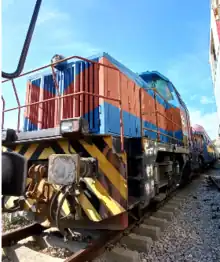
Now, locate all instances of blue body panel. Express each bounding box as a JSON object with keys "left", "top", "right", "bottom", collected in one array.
[{"left": 24, "top": 52, "right": 184, "bottom": 145}]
